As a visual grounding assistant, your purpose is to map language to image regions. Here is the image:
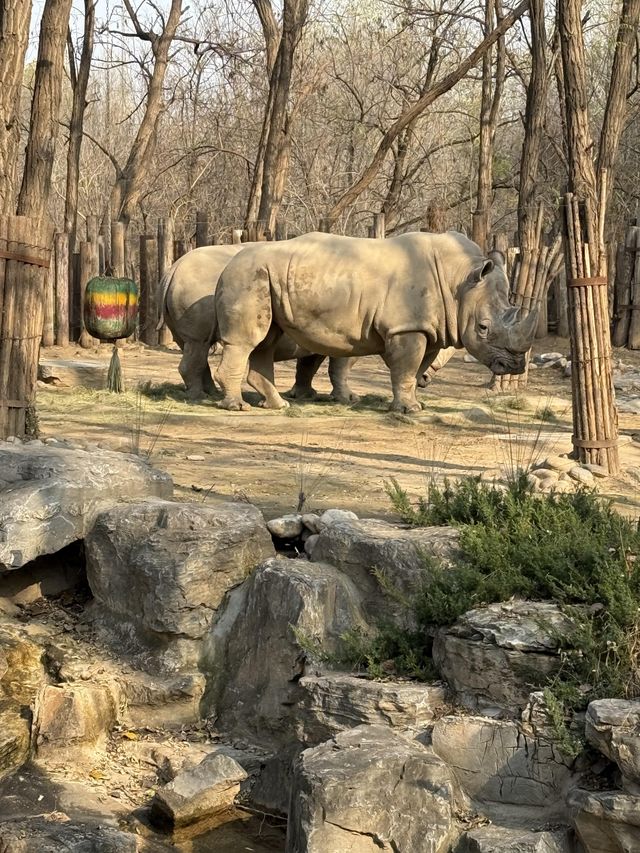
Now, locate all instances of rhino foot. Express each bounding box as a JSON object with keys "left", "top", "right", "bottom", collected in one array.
[
  {"left": 331, "top": 391, "right": 360, "bottom": 404},
  {"left": 389, "top": 400, "right": 423, "bottom": 414},
  {"left": 284, "top": 385, "right": 317, "bottom": 400},
  {"left": 220, "top": 397, "right": 252, "bottom": 411},
  {"left": 258, "top": 398, "right": 290, "bottom": 410},
  {"left": 185, "top": 387, "right": 206, "bottom": 401},
  {"left": 416, "top": 373, "right": 431, "bottom": 389}
]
